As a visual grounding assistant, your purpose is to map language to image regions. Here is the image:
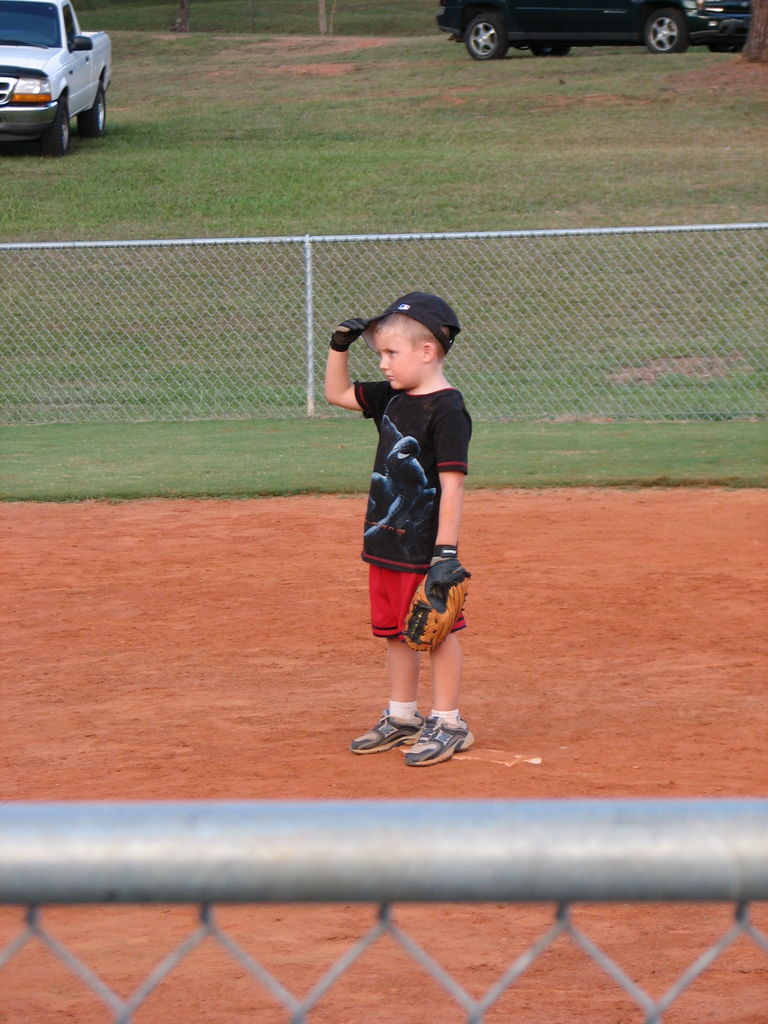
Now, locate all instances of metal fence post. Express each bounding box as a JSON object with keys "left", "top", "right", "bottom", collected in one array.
[{"left": 304, "top": 235, "right": 315, "bottom": 417}]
